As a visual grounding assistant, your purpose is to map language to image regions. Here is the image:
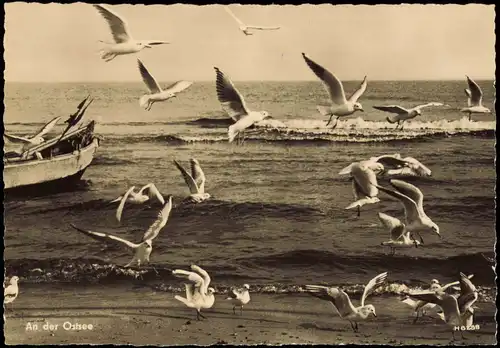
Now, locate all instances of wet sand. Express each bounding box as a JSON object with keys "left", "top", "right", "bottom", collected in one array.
[{"left": 4, "top": 284, "right": 496, "bottom": 345}]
